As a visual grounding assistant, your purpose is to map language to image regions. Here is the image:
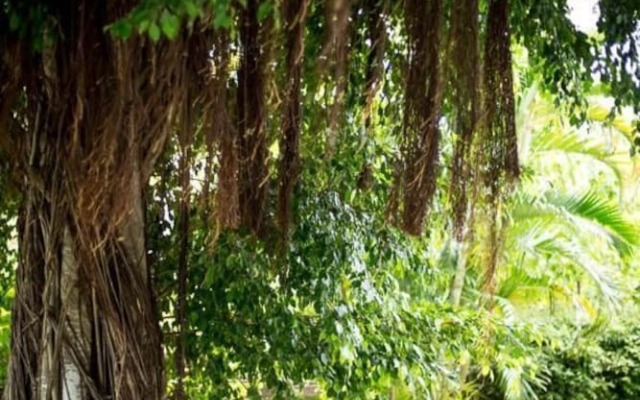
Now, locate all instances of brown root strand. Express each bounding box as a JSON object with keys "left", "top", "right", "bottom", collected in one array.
[
  {"left": 205, "top": 33, "right": 240, "bottom": 232},
  {"left": 481, "top": 206, "right": 506, "bottom": 303},
  {"left": 3, "top": 1, "right": 190, "bottom": 398},
  {"left": 318, "top": 0, "right": 351, "bottom": 75},
  {"left": 237, "top": 0, "right": 270, "bottom": 237},
  {"left": 477, "top": 0, "right": 519, "bottom": 302},
  {"left": 0, "top": 39, "right": 23, "bottom": 158},
  {"left": 399, "top": 0, "right": 444, "bottom": 236},
  {"left": 216, "top": 127, "right": 241, "bottom": 231},
  {"left": 448, "top": 0, "right": 480, "bottom": 241},
  {"left": 277, "top": 0, "right": 309, "bottom": 238},
  {"left": 174, "top": 35, "right": 204, "bottom": 394},
  {"left": 482, "top": 0, "right": 520, "bottom": 198}
]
